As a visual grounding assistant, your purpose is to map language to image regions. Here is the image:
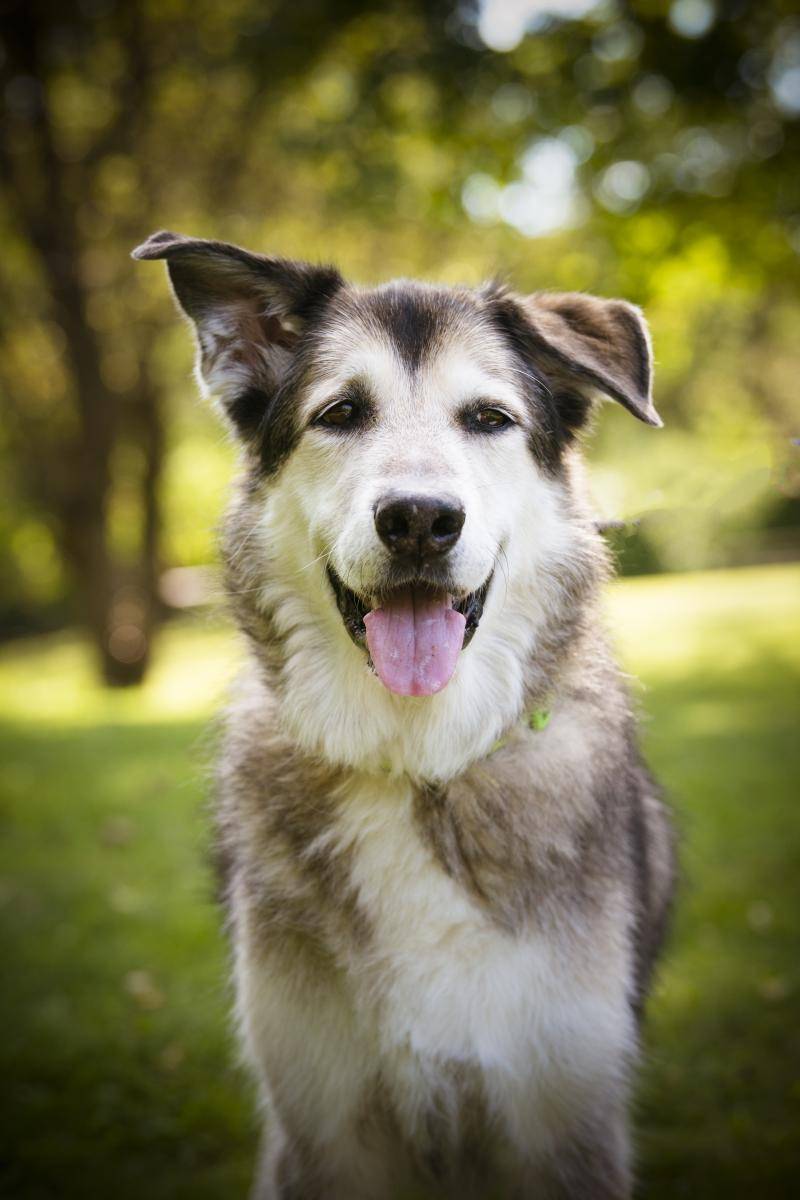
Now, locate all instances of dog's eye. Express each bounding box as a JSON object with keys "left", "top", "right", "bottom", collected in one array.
[
  {"left": 317, "top": 401, "right": 358, "bottom": 428},
  {"left": 464, "top": 407, "right": 514, "bottom": 433}
]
